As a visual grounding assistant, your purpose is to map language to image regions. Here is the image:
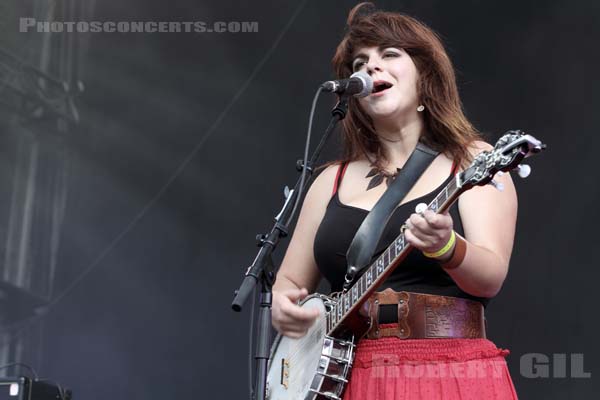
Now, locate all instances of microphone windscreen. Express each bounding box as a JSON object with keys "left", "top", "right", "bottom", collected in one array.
[{"left": 350, "top": 71, "right": 373, "bottom": 98}]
